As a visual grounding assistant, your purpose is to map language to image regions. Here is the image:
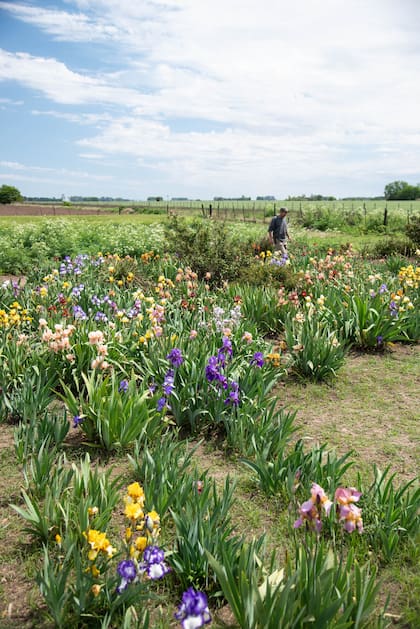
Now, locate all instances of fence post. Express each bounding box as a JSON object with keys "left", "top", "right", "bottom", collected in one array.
[{"left": 383, "top": 207, "right": 388, "bottom": 226}]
